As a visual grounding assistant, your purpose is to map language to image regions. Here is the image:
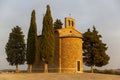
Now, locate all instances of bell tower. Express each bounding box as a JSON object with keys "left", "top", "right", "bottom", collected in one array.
[{"left": 65, "top": 17, "right": 76, "bottom": 28}]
